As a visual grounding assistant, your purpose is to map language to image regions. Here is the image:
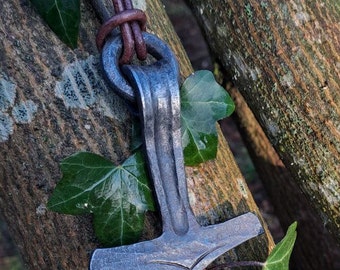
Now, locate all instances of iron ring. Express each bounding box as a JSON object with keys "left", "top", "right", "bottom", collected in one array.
[{"left": 101, "top": 32, "right": 179, "bottom": 103}]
